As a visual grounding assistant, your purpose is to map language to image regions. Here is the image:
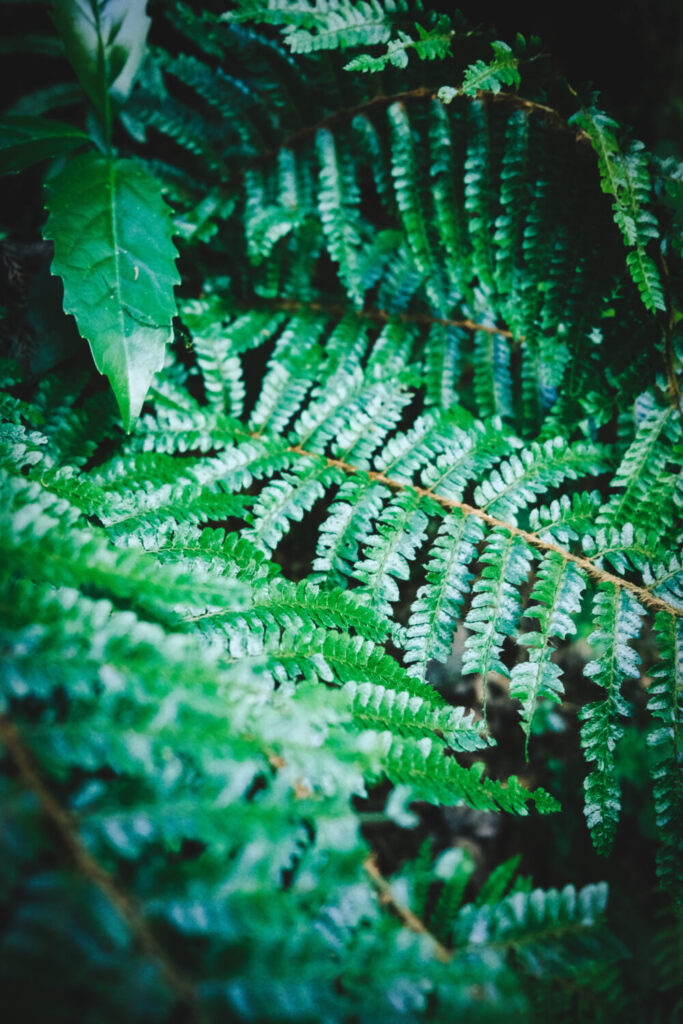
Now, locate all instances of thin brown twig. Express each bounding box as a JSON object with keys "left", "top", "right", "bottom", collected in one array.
[
  {"left": 248, "top": 296, "right": 518, "bottom": 340},
  {"left": 226, "top": 86, "right": 590, "bottom": 190},
  {"left": 0, "top": 715, "right": 207, "bottom": 1024},
  {"left": 286, "top": 443, "right": 681, "bottom": 618},
  {"left": 364, "top": 854, "right": 452, "bottom": 962}
]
